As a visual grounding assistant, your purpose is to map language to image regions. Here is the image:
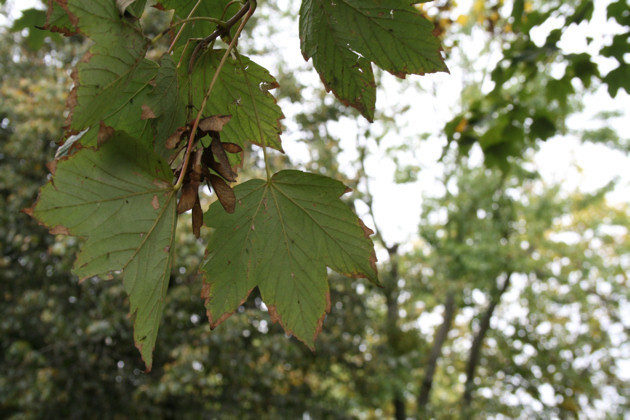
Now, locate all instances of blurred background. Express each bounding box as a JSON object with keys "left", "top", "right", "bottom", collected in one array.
[{"left": 1, "top": 0, "right": 628, "bottom": 418}]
